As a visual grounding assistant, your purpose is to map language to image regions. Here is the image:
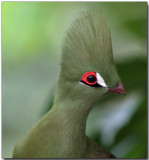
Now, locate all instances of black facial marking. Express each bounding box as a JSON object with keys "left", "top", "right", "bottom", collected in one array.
[{"left": 80, "top": 80, "right": 102, "bottom": 88}]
